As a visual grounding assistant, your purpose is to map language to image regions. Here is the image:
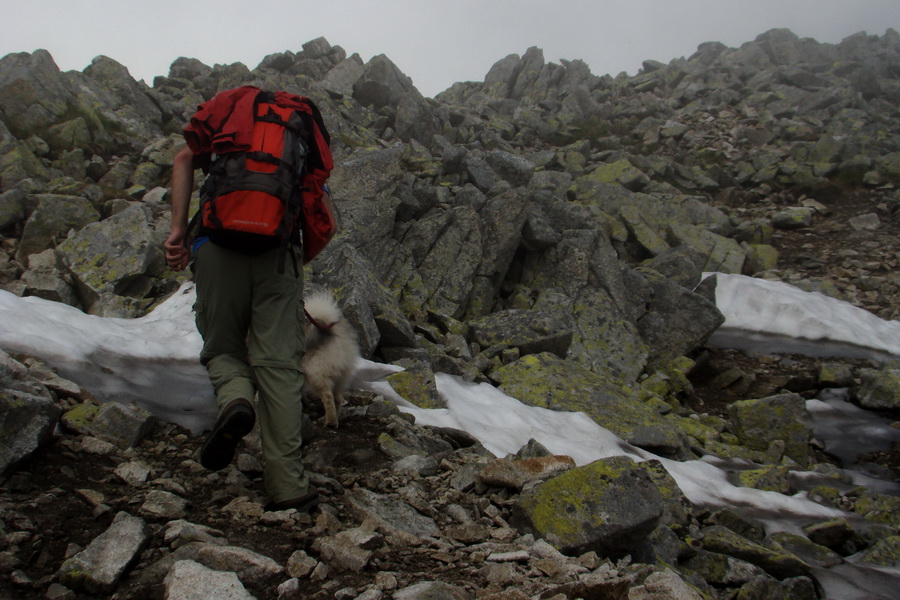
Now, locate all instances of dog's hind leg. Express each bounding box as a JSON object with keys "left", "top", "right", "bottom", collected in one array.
[
  {"left": 321, "top": 388, "right": 338, "bottom": 428},
  {"left": 334, "top": 379, "right": 348, "bottom": 415},
  {"left": 307, "top": 372, "right": 339, "bottom": 428}
]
